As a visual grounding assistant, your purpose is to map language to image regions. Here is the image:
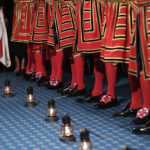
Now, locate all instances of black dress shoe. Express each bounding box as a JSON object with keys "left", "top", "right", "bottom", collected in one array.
[
  {"left": 61, "top": 84, "right": 77, "bottom": 96},
  {"left": 57, "top": 82, "right": 71, "bottom": 94},
  {"left": 76, "top": 92, "right": 103, "bottom": 103},
  {"left": 131, "top": 115, "right": 150, "bottom": 125},
  {"left": 67, "top": 88, "right": 86, "bottom": 97},
  {"left": 36, "top": 76, "right": 48, "bottom": 86},
  {"left": 43, "top": 79, "right": 51, "bottom": 87},
  {"left": 132, "top": 121, "right": 150, "bottom": 134},
  {"left": 46, "top": 82, "right": 63, "bottom": 90},
  {"left": 94, "top": 95, "right": 118, "bottom": 109},
  {"left": 44, "top": 80, "right": 52, "bottom": 88},
  {"left": 23, "top": 73, "right": 31, "bottom": 81},
  {"left": 113, "top": 102, "right": 139, "bottom": 117},
  {"left": 113, "top": 108, "right": 138, "bottom": 117},
  {"left": 37, "top": 76, "right": 49, "bottom": 86},
  {"left": 23, "top": 72, "right": 35, "bottom": 81},
  {"left": 30, "top": 75, "right": 37, "bottom": 82}
]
